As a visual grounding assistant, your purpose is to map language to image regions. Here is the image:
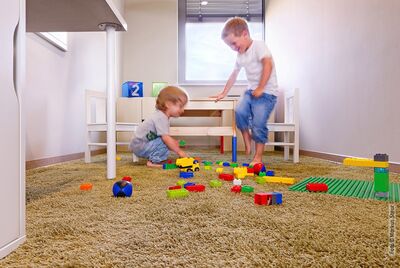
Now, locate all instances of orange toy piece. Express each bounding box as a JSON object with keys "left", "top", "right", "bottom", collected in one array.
[{"left": 80, "top": 183, "right": 93, "bottom": 191}]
